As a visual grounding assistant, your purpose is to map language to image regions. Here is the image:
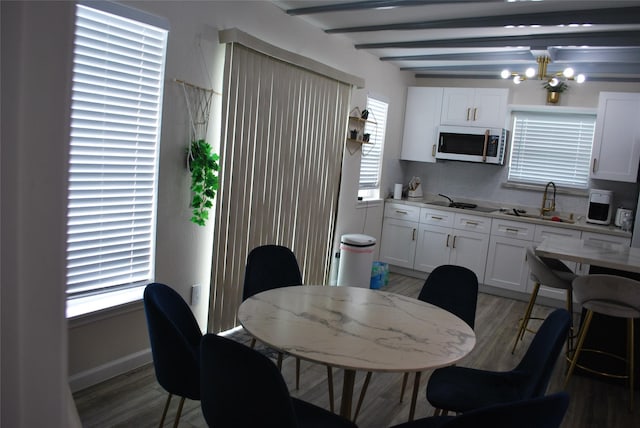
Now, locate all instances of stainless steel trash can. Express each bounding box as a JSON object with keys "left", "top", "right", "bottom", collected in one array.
[{"left": 337, "top": 234, "right": 376, "bottom": 288}]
